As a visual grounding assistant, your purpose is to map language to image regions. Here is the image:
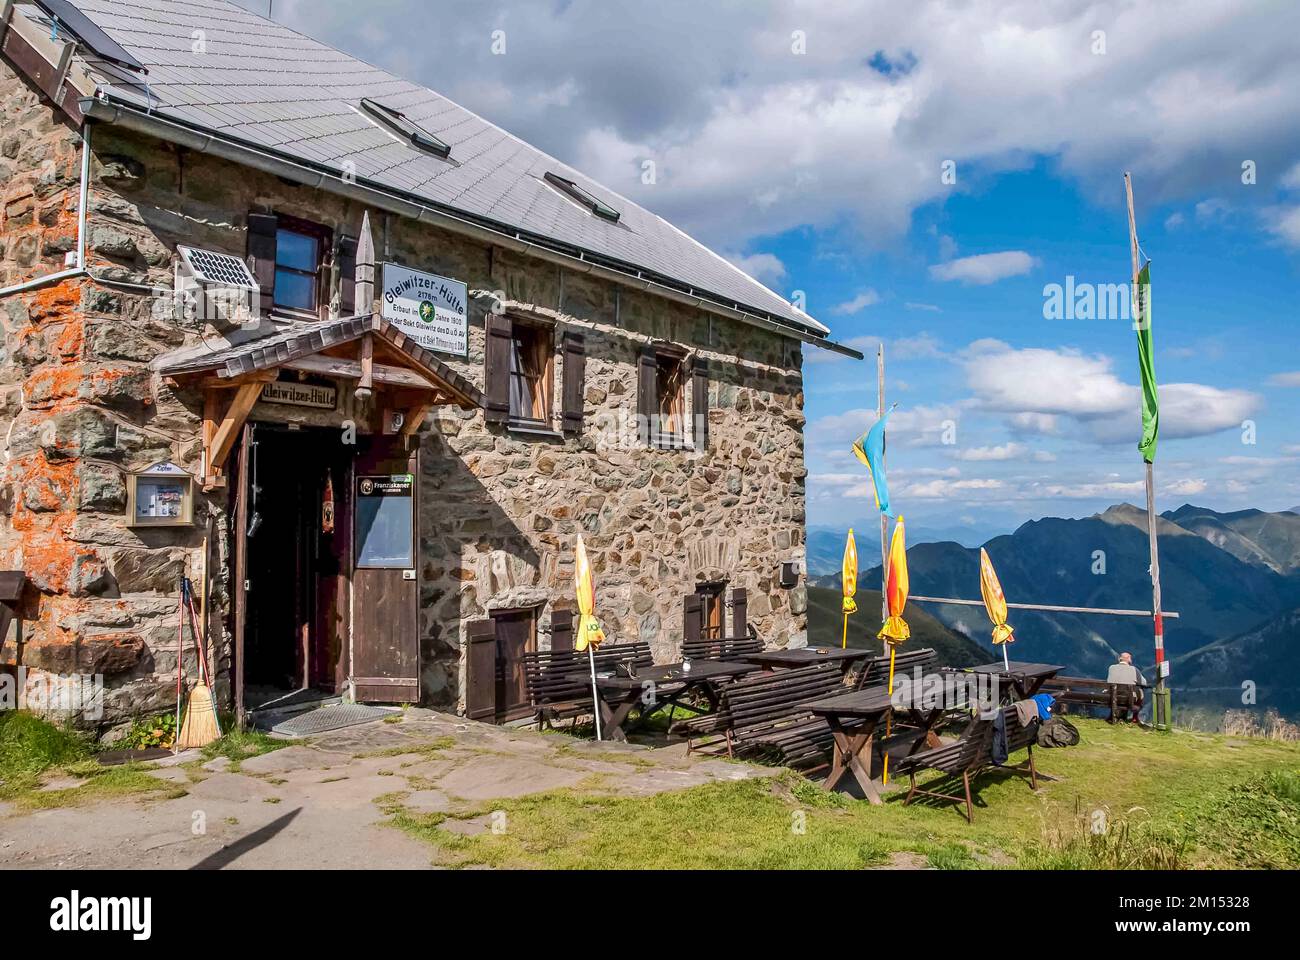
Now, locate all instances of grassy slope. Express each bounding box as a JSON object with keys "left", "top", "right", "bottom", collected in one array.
[
  {"left": 388, "top": 720, "right": 1300, "bottom": 869},
  {"left": 807, "top": 585, "right": 990, "bottom": 667}
]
